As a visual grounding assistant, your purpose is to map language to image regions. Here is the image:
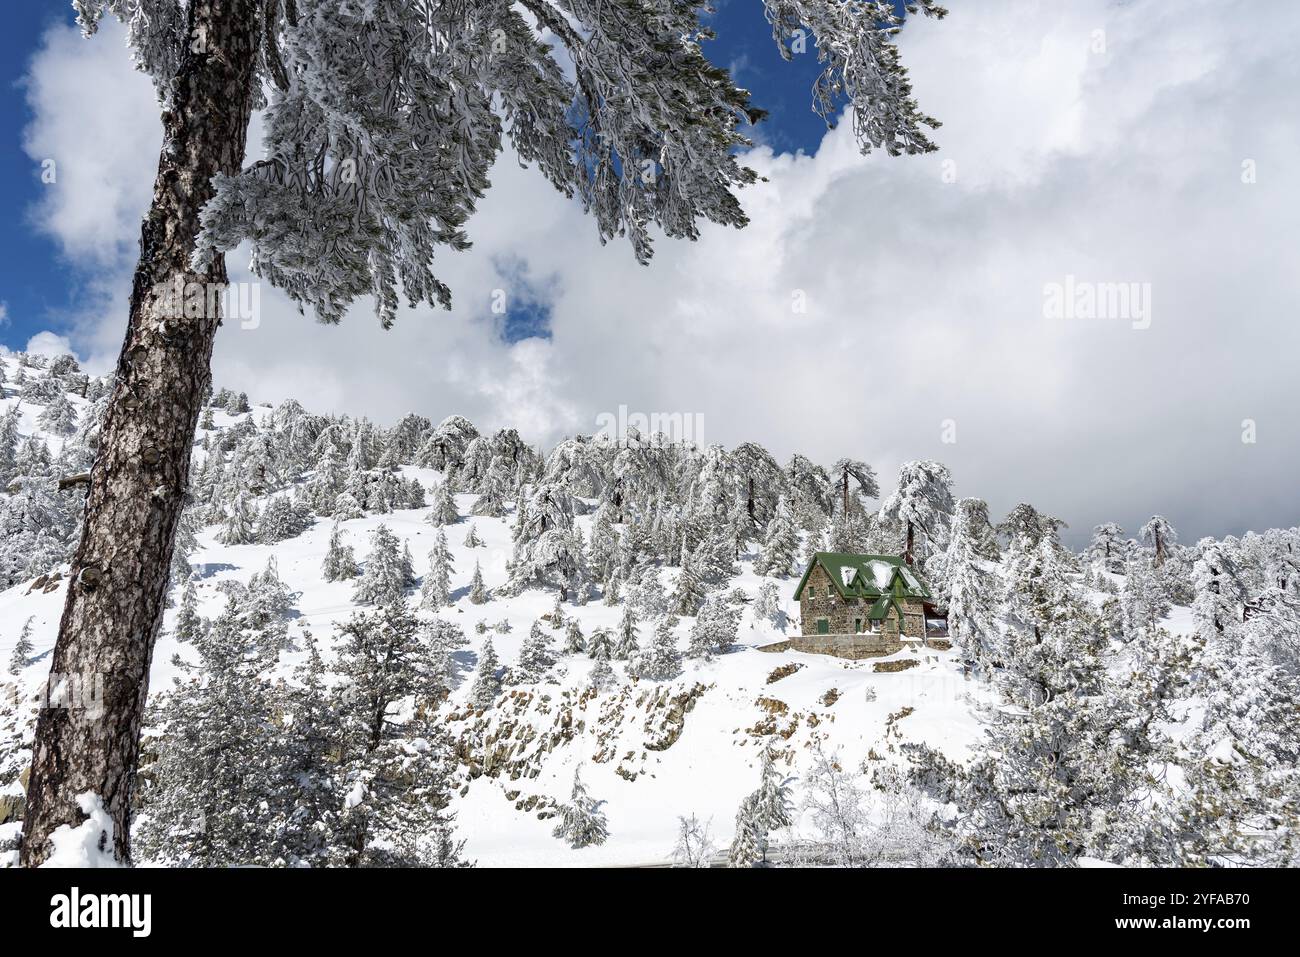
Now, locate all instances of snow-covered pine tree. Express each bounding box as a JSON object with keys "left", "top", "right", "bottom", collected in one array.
[
  {"left": 753, "top": 582, "right": 787, "bottom": 631},
  {"left": 588, "top": 628, "right": 614, "bottom": 662},
  {"left": 831, "top": 458, "right": 879, "bottom": 521},
  {"left": 997, "top": 502, "right": 1068, "bottom": 556},
  {"left": 728, "top": 793, "right": 766, "bottom": 868},
  {"left": 552, "top": 767, "right": 609, "bottom": 849},
  {"left": 613, "top": 604, "right": 641, "bottom": 662},
  {"left": 587, "top": 507, "right": 620, "bottom": 585},
  {"left": 256, "top": 495, "right": 313, "bottom": 544},
  {"left": 469, "top": 640, "right": 502, "bottom": 711},
  {"left": 687, "top": 595, "right": 740, "bottom": 660},
  {"left": 588, "top": 659, "right": 617, "bottom": 694},
  {"left": 0, "top": 407, "right": 20, "bottom": 485},
  {"left": 756, "top": 496, "right": 800, "bottom": 578},
  {"left": 423, "top": 617, "right": 469, "bottom": 702},
  {"left": 427, "top": 481, "right": 459, "bottom": 527},
  {"left": 1121, "top": 556, "right": 1170, "bottom": 637},
  {"left": 216, "top": 492, "right": 259, "bottom": 546},
  {"left": 469, "top": 481, "right": 507, "bottom": 519},
  {"left": 8, "top": 617, "right": 35, "bottom": 675},
  {"left": 1191, "top": 544, "right": 1247, "bottom": 644},
  {"left": 322, "top": 521, "right": 359, "bottom": 582},
  {"left": 1174, "top": 592, "right": 1300, "bottom": 865},
  {"left": 514, "top": 622, "right": 557, "bottom": 684},
  {"left": 1140, "top": 515, "right": 1178, "bottom": 568},
  {"left": 602, "top": 572, "right": 622, "bottom": 607},
  {"left": 275, "top": 634, "right": 341, "bottom": 865},
  {"left": 135, "top": 598, "right": 286, "bottom": 866},
  {"left": 729, "top": 746, "right": 794, "bottom": 867},
  {"left": 419, "top": 530, "right": 454, "bottom": 611},
  {"left": 878, "top": 460, "right": 955, "bottom": 565},
  {"left": 331, "top": 600, "right": 438, "bottom": 750},
  {"left": 564, "top": 617, "right": 585, "bottom": 656},
  {"left": 468, "top": 560, "right": 488, "bottom": 605},
  {"left": 752, "top": 745, "right": 794, "bottom": 854},
  {"left": 1004, "top": 536, "right": 1084, "bottom": 650},
  {"left": 1087, "top": 522, "right": 1128, "bottom": 574},
  {"left": 462, "top": 523, "right": 484, "bottom": 548},
  {"left": 955, "top": 497, "right": 1001, "bottom": 561},
  {"left": 549, "top": 592, "right": 566, "bottom": 631},
  {"left": 933, "top": 498, "right": 1004, "bottom": 669},
  {"left": 502, "top": 483, "right": 585, "bottom": 597},
  {"left": 329, "top": 608, "right": 465, "bottom": 866},
  {"left": 352, "top": 524, "right": 415, "bottom": 606},
  {"left": 169, "top": 501, "right": 201, "bottom": 584},
  {"left": 907, "top": 589, "right": 1186, "bottom": 866},
  {"left": 672, "top": 544, "right": 708, "bottom": 616},
  {"left": 36, "top": 393, "right": 78, "bottom": 435},
  {"left": 635, "top": 618, "right": 683, "bottom": 681},
  {"left": 173, "top": 580, "right": 202, "bottom": 645}
]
